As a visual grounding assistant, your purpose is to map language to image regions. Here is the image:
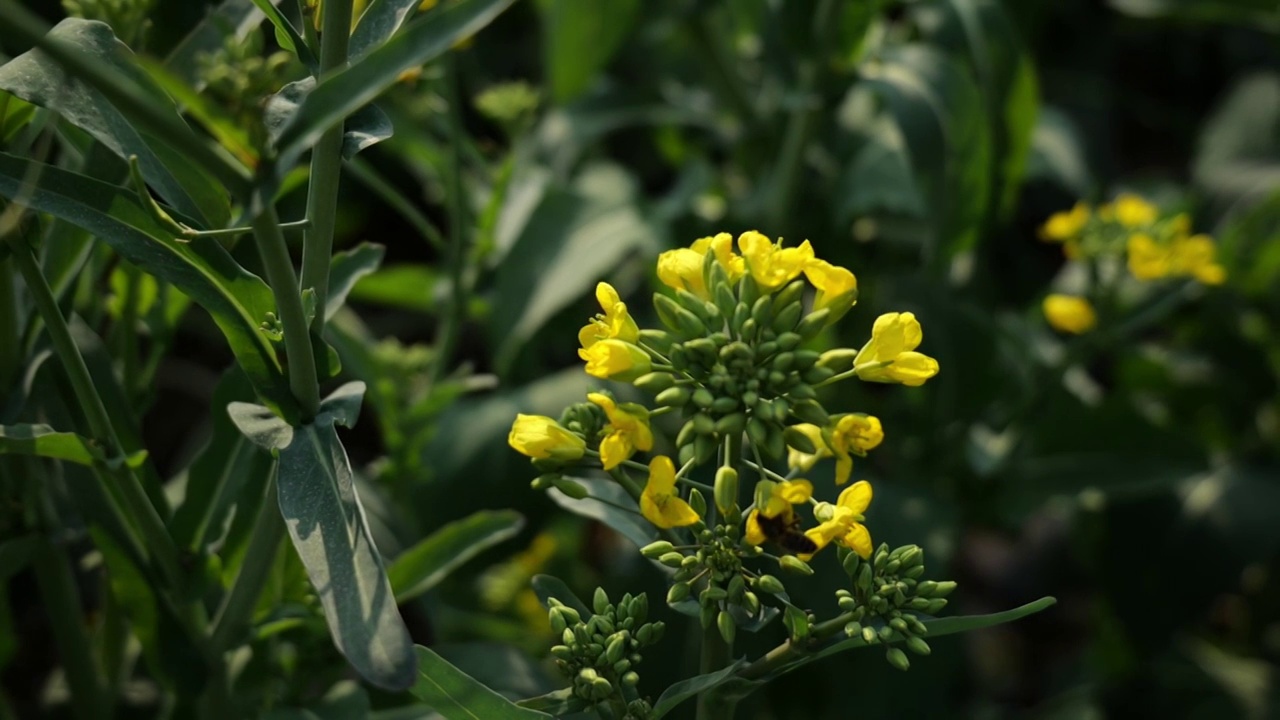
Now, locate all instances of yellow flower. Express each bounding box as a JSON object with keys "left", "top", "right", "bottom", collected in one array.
[
  {"left": 579, "top": 339, "right": 651, "bottom": 381},
  {"left": 1039, "top": 202, "right": 1089, "bottom": 242},
  {"left": 853, "top": 312, "right": 940, "bottom": 387},
  {"left": 743, "top": 479, "right": 813, "bottom": 545},
  {"left": 787, "top": 423, "right": 829, "bottom": 472},
  {"left": 656, "top": 233, "right": 746, "bottom": 299},
  {"left": 800, "top": 480, "right": 873, "bottom": 561},
  {"left": 1173, "top": 234, "right": 1226, "bottom": 285},
  {"left": 639, "top": 456, "right": 699, "bottom": 528},
  {"left": 1127, "top": 233, "right": 1169, "bottom": 280},
  {"left": 828, "top": 415, "right": 884, "bottom": 486},
  {"left": 508, "top": 414, "right": 585, "bottom": 461},
  {"left": 737, "top": 231, "right": 815, "bottom": 292},
  {"left": 579, "top": 282, "right": 640, "bottom": 350},
  {"left": 587, "top": 393, "right": 654, "bottom": 470},
  {"left": 1110, "top": 193, "right": 1158, "bottom": 228},
  {"left": 803, "top": 259, "right": 858, "bottom": 322},
  {"left": 1042, "top": 294, "right": 1096, "bottom": 334}
]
